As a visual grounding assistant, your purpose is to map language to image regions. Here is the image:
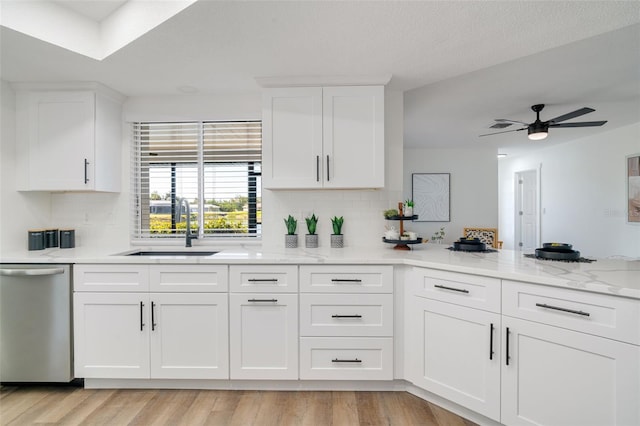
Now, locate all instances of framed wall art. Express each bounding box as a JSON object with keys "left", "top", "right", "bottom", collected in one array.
[
  {"left": 628, "top": 154, "right": 640, "bottom": 223},
  {"left": 412, "top": 173, "right": 450, "bottom": 222}
]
